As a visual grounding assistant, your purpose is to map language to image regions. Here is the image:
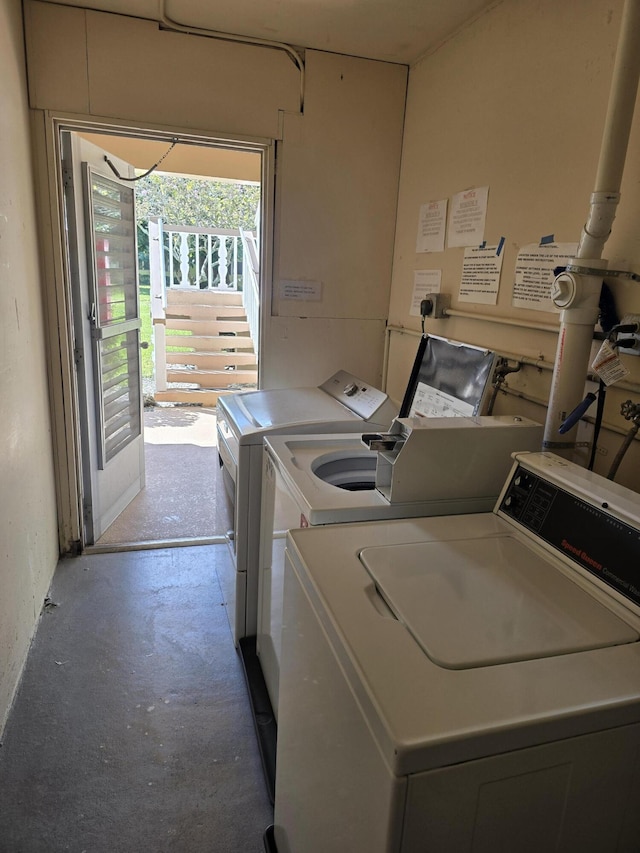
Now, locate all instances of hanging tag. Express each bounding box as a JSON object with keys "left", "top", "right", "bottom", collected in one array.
[{"left": 592, "top": 339, "right": 630, "bottom": 386}]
